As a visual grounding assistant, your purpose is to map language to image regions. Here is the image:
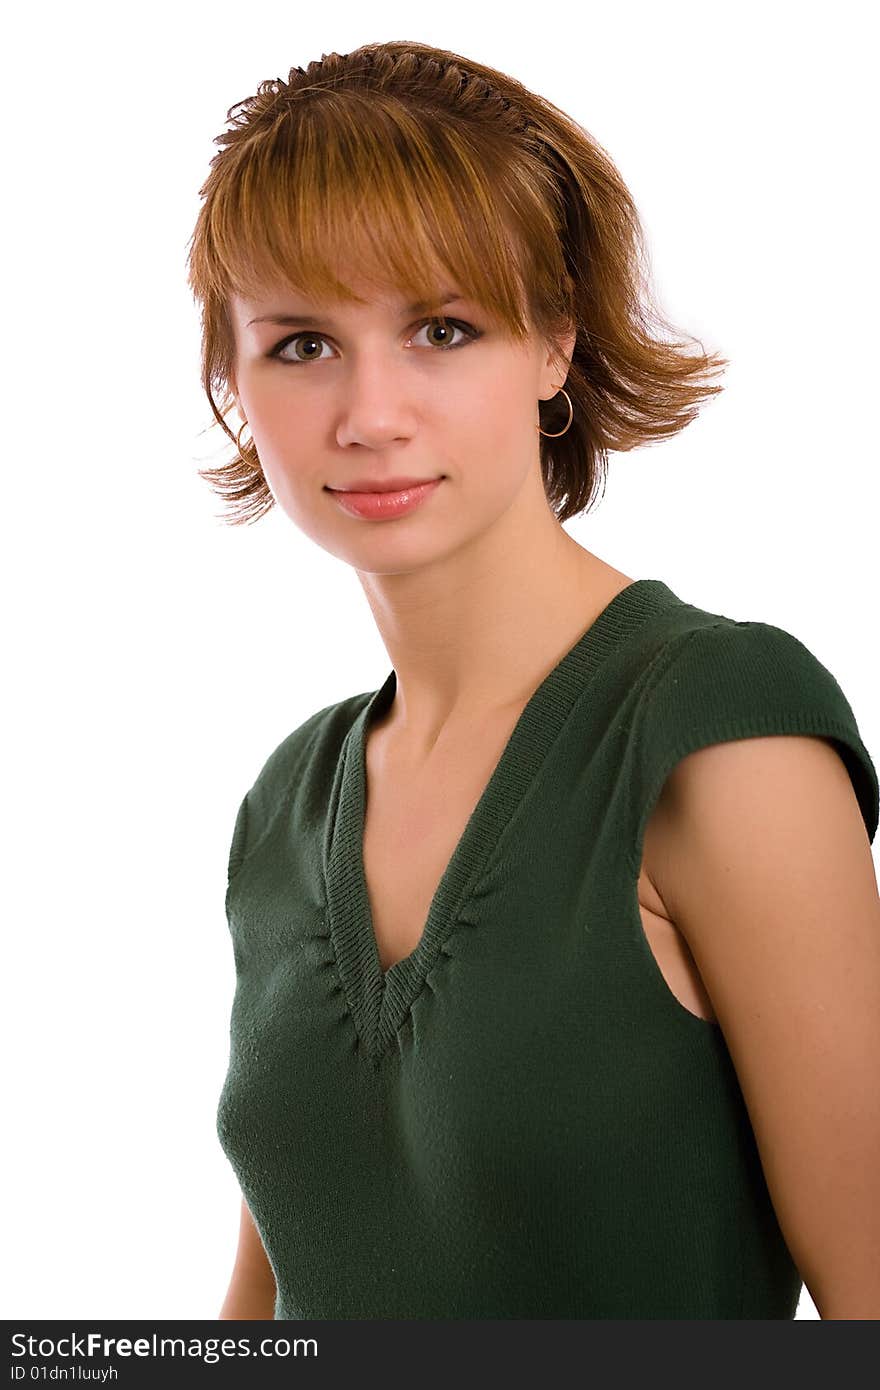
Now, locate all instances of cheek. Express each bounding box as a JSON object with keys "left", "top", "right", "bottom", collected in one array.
[
  {"left": 257, "top": 454, "right": 322, "bottom": 531},
  {"left": 243, "top": 394, "right": 325, "bottom": 505},
  {"left": 453, "top": 387, "right": 537, "bottom": 494}
]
